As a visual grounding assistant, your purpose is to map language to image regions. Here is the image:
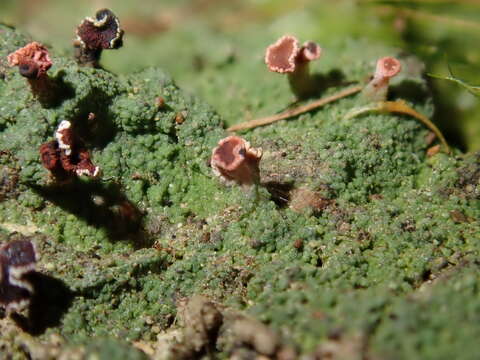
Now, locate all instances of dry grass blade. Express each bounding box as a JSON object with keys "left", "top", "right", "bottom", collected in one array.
[{"left": 344, "top": 100, "right": 451, "bottom": 154}]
